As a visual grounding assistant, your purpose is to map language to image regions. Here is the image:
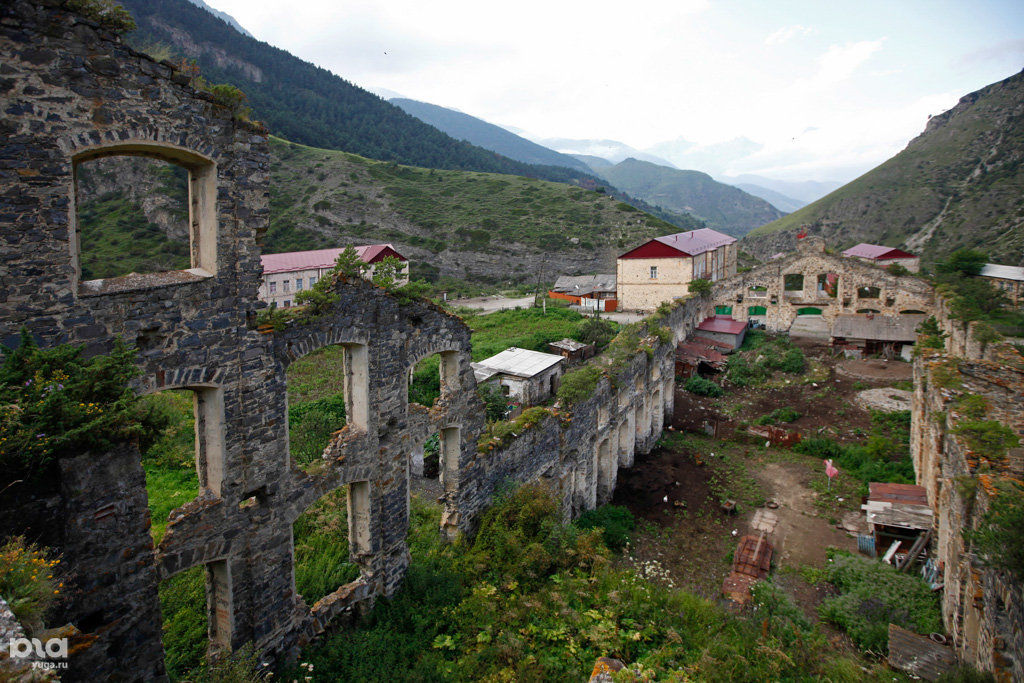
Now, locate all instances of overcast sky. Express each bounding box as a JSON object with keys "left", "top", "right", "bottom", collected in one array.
[{"left": 210, "top": 0, "right": 1022, "bottom": 182}]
